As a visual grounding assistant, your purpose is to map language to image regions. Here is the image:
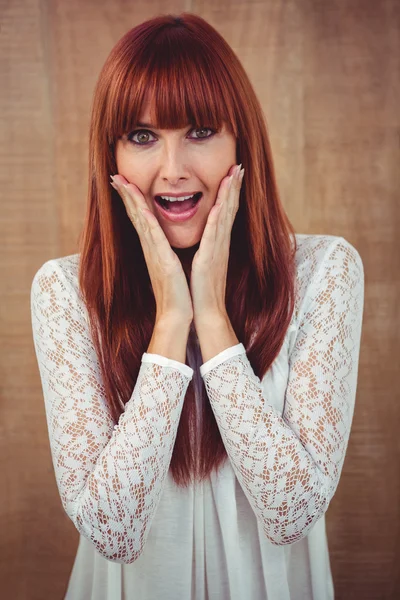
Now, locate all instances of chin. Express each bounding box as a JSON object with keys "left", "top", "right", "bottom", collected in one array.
[
  {"left": 170, "top": 238, "right": 201, "bottom": 250},
  {"left": 162, "top": 227, "right": 201, "bottom": 251}
]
